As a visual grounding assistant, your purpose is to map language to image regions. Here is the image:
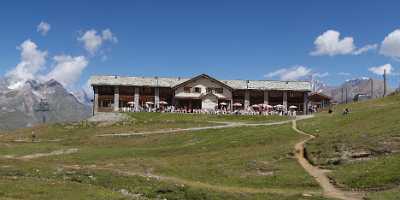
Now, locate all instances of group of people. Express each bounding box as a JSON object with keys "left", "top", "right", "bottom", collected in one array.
[{"left": 120, "top": 104, "right": 300, "bottom": 117}]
